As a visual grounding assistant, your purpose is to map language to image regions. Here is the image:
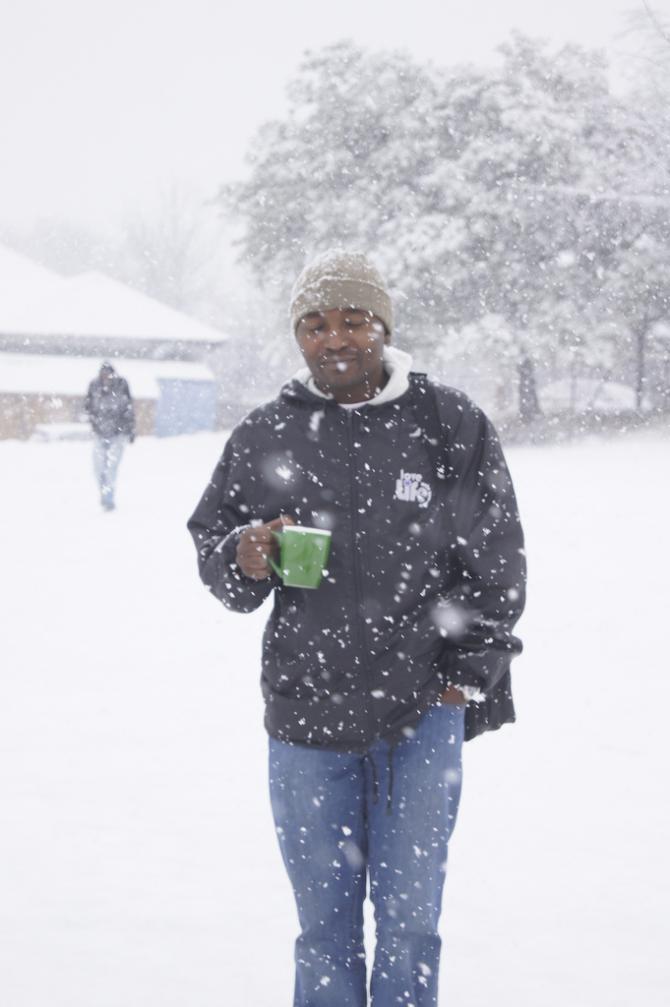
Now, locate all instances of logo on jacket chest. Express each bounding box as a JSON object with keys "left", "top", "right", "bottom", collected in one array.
[{"left": 394, "top": 469, "right": 432, "bottom": 508}]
